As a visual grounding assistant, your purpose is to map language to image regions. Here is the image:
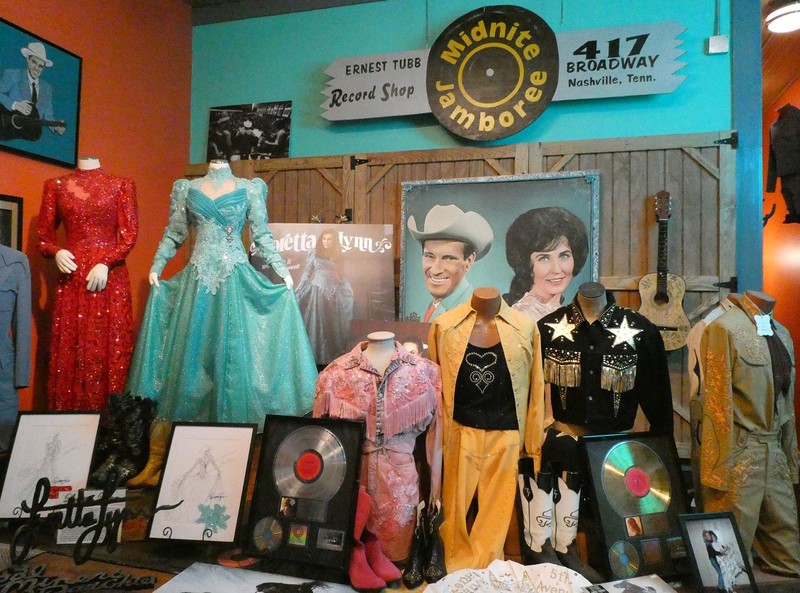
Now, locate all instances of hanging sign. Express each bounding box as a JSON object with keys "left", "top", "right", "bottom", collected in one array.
[
  {"left": 553, "top": 21, "right": 686, "bottom": 100},
  {"left": 320, "top": 50, "right": 430, "bottom": 120},
  {"left": 321, "top": 20, "right": 686, "bottom": 125},
  {"left": 425, "top": 5, "right": 559, "bottom": 141}
]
